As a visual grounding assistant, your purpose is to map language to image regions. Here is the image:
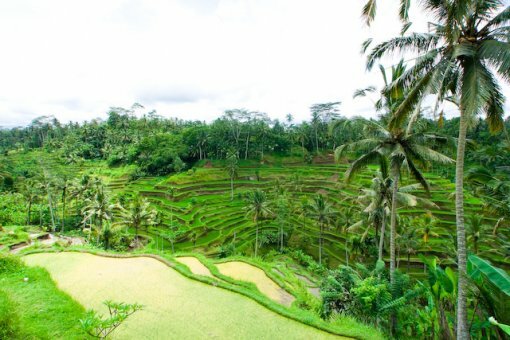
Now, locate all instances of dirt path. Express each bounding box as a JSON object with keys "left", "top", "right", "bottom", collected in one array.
[
  {"left": 10, "top": 234, "right": 84, "bottom": 254},
  {"left": 217, "top": 261, "right": 295, "bottom": 307}
]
